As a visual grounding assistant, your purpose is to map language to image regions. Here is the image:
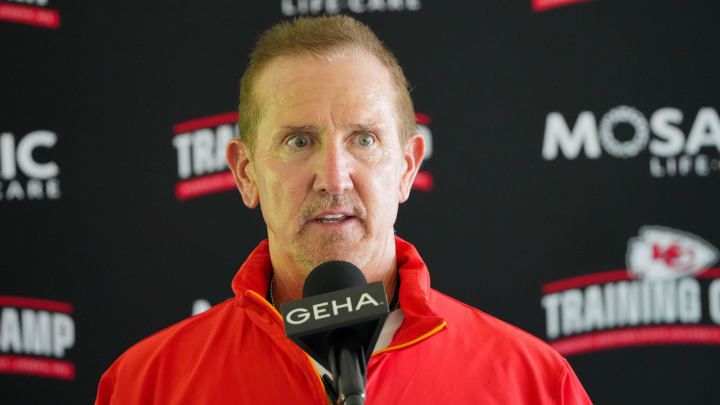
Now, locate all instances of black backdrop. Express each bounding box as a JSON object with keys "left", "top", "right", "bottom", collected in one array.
[{"left": 3, "top": 0, "right": 720, "bottom": 403}]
